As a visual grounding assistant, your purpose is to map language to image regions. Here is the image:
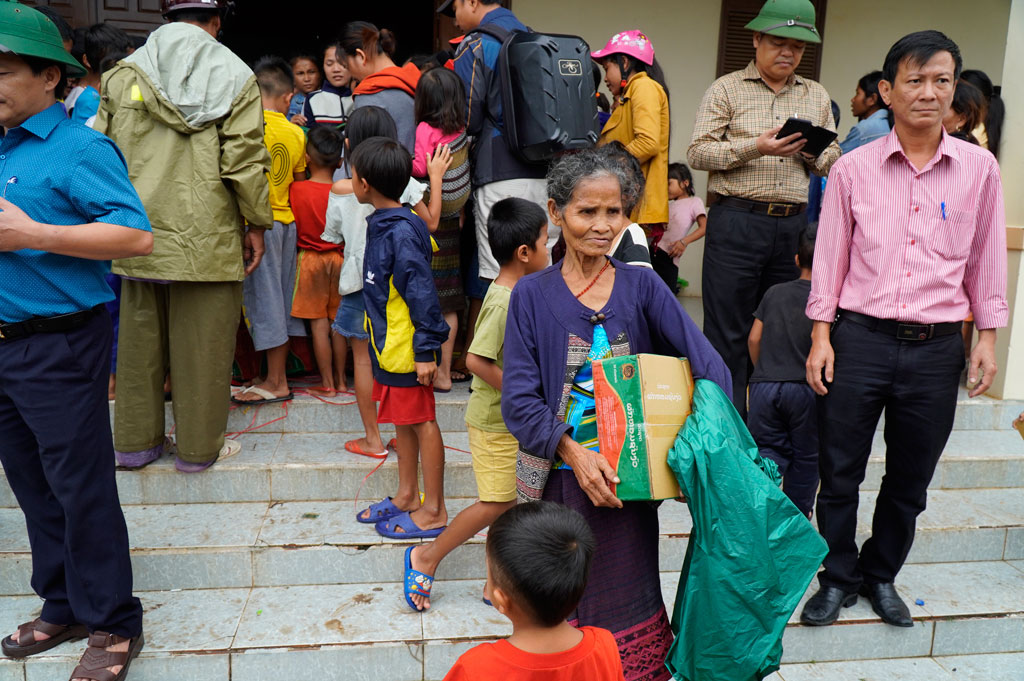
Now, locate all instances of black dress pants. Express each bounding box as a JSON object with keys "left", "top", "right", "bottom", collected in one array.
[
  {"left": 816, "top": 317, "right": 964, "bottom": 592},
  {"left": 0, "top": 310, "right": 142, "bottom": 637},
  {"left": 701, "top": 204, "right": 803, "bottom": 417}
]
